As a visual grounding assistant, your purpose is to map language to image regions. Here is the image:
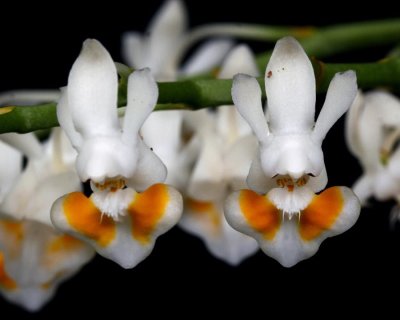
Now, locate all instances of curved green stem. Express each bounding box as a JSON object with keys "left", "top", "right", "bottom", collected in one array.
[
  {"left": 256, "top": 19, "right": 400, "bottom": 69},
  {"left": 1, "top": 58, "right": 400, "bottom": 134}
]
